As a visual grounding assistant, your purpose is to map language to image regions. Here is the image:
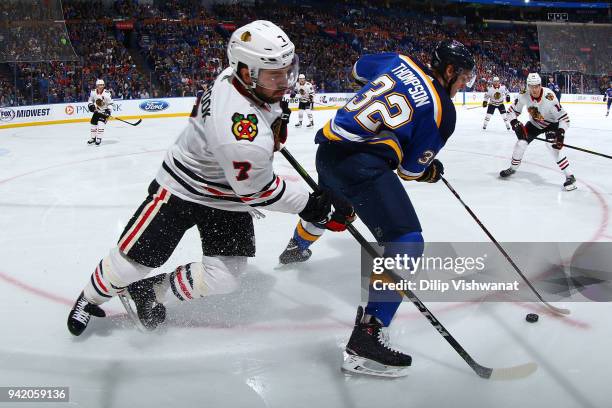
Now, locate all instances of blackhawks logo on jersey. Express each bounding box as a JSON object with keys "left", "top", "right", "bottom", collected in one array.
[
  {"left": 494, "top": 92, "right": 501, "bottom": 100},
  {"left": 231, "top": 113, "right": 258, "bottom": 142},
  {"left": 527, "top": 106, "right": 544, "bottom": 121},
  {"left": 545, "top": 93, "right": 554, "bottom": 101}
]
